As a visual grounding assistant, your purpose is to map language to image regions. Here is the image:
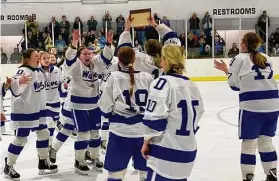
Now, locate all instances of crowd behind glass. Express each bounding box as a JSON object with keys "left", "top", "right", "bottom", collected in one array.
[{"left": 1, "top": 10, "right": 279, "bottom": 64}]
